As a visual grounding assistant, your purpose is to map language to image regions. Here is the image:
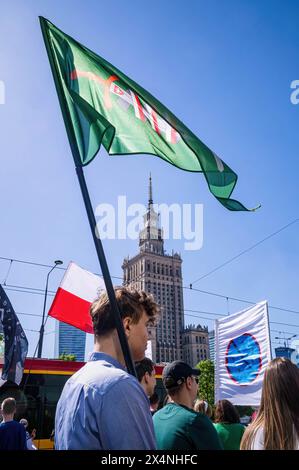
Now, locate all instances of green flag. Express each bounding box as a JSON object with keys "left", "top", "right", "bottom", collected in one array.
[{"left": 40, "top": 17, "right": 259, "bottom": 211}]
